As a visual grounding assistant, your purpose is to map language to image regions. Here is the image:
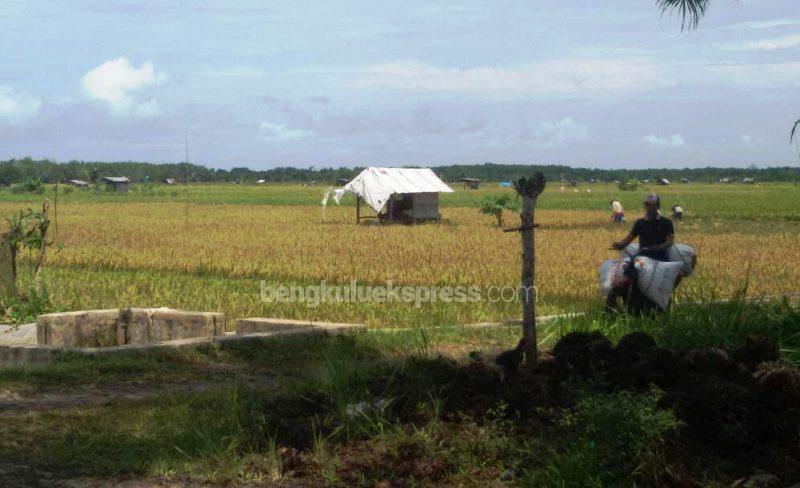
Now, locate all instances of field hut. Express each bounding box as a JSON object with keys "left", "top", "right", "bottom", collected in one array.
[
  {"left": 657, "top": 178, "right": 671, "bottom": 186},
  {"left": 164, "top": 178, "right": 176, "bottom": 185},
  {"left": 336, "top": 178, "right": 350, "bottom": 186},
  {"left": 332, "top": 167, "right": 453, "bottom": 224},
  {"left": 66, "top": 179, "right": 89, "bottom": 187},
  {"left": 460, "top": 177, "right": 481, "bottom": 190},
  {"left": 256, "top": 179, "right": 266, "bottom": 185},
  {"left": 742, "top": 177, "right": 756, "bottom": 184},
  {"left": 102, "top": 176, "right": 130, "bottom": 192}
]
